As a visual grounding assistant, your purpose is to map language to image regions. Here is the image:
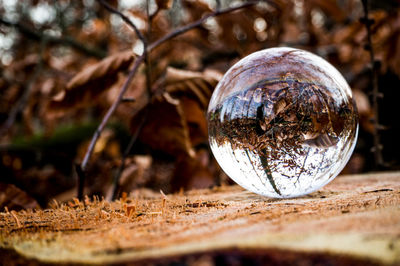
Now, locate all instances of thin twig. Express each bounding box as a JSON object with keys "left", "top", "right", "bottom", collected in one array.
[
  {"left": 97, "top": 0, "right": 151, "bottom": 87},
  {"left": 108, "top": 0, "right": 153, "bottom": 200},
  {"left": 80, "top": 54, "right": 145, "bottom": 171},
  {"left": 0, "top": 18, "right": 106, "bottom": 58},
  {"left": 98, "top": 0, "right": 146, "bottom": 43},
  {"left": 148, "top": 1, "right": 259, "bottom": 52},
  {"left": 80, "top": 0, "right": 261, "bottom": 195},
  {"left": 143, "top": 0, "right": 152, "bottom": 96},
  {"left": 149, "top": 7, "right": 161, "bottom": 21},
  {"left": 361, "top": 0, "right": 384, "bottom": 168},
  {"left": 108, "top": 107, "right": 149, "bottom": 201},
  {"left": 97, "top": 0, "right": 151, "bottom": 88},
  {"left": 97, "top": 0, "right": 151, "bottom": 89}
]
